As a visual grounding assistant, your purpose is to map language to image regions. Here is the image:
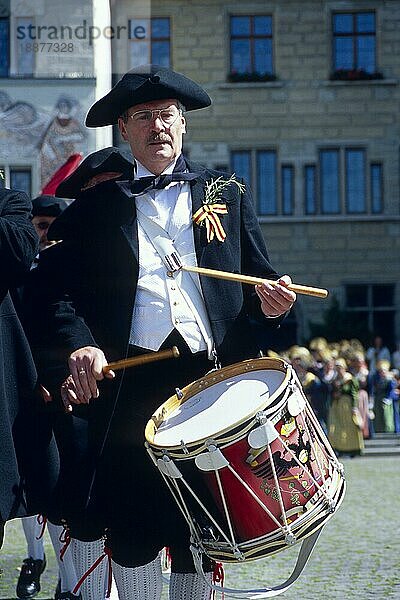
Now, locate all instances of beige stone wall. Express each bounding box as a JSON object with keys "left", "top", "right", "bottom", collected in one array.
[
  {"left": 9, "top": 0, "right": 94, "bottom": 77},
  {"left": 112, "top": 0, "right": 400, "bottom": 345}
]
